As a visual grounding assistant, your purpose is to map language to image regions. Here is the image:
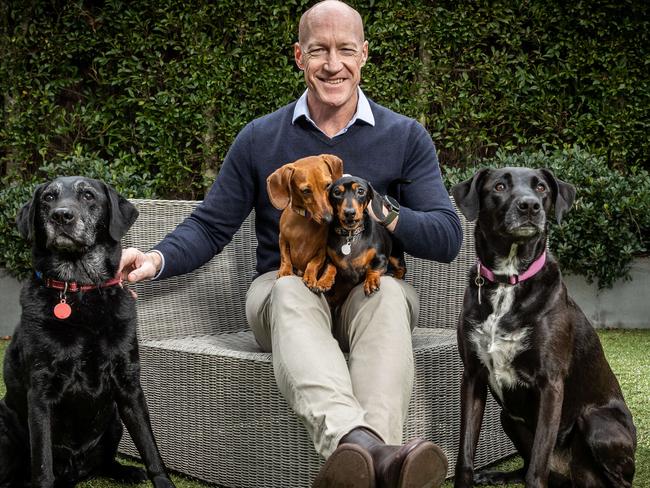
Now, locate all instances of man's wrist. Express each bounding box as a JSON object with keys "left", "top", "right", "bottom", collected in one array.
[
  {"left": 146, "top": 250, "right": 164, "bottom": 278},
  {"left": 379, "top": 195, "right": 400, "bottom": 228}
]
